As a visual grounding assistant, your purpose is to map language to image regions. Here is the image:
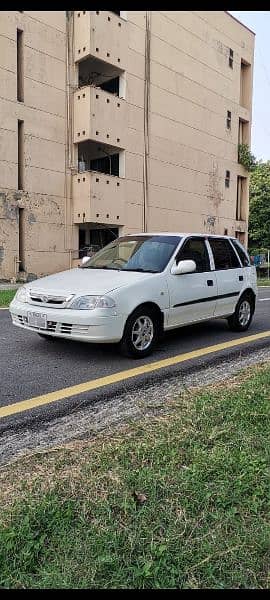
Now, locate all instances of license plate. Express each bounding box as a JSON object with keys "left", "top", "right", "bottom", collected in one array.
[{"left": 27, "top": 311, "right": 47, "bottom": 329}]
